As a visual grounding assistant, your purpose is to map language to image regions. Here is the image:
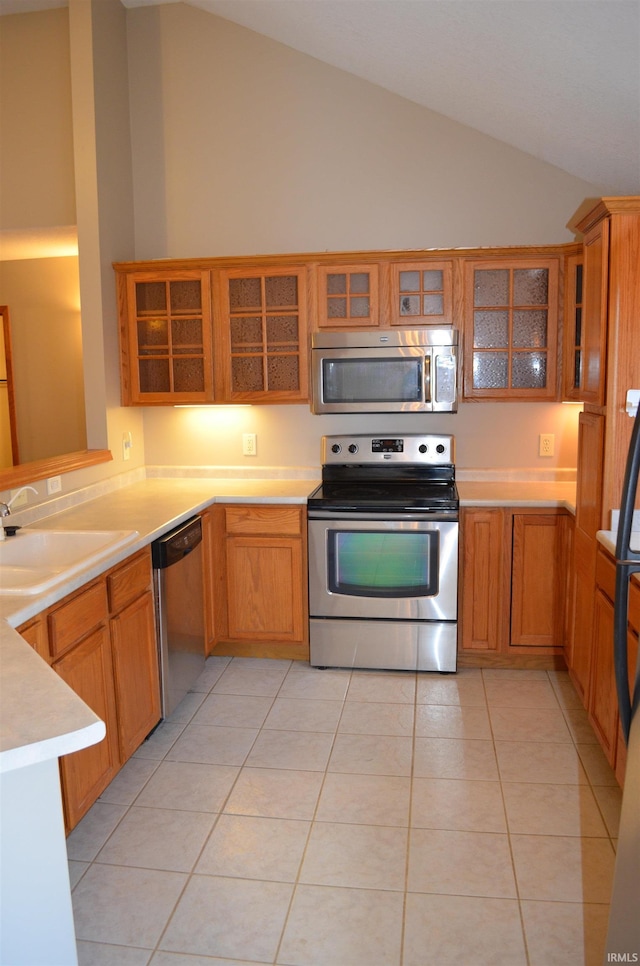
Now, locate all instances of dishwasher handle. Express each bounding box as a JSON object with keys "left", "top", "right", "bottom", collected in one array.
[{"left": 151, "top": 515, "right": 202, "bottom": 569}]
